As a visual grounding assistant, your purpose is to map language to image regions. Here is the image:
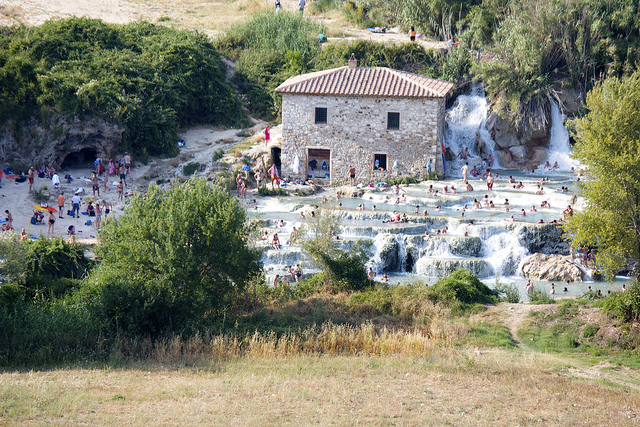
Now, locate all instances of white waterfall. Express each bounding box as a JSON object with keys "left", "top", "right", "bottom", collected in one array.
[
  {"left": 540, "top": 102, "right": 577, "bottom": 172},
  {"left": 444, "top": 83, "right": 500, "bottom": 176},
  {"left": 482, "top": 231, "right": 528, "bottom": 276}
]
